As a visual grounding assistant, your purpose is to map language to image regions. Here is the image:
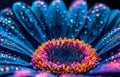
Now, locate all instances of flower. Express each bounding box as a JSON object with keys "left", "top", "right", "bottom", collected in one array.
[{"left": 0, "top": 0, "right": 120, "bottom": 77}]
